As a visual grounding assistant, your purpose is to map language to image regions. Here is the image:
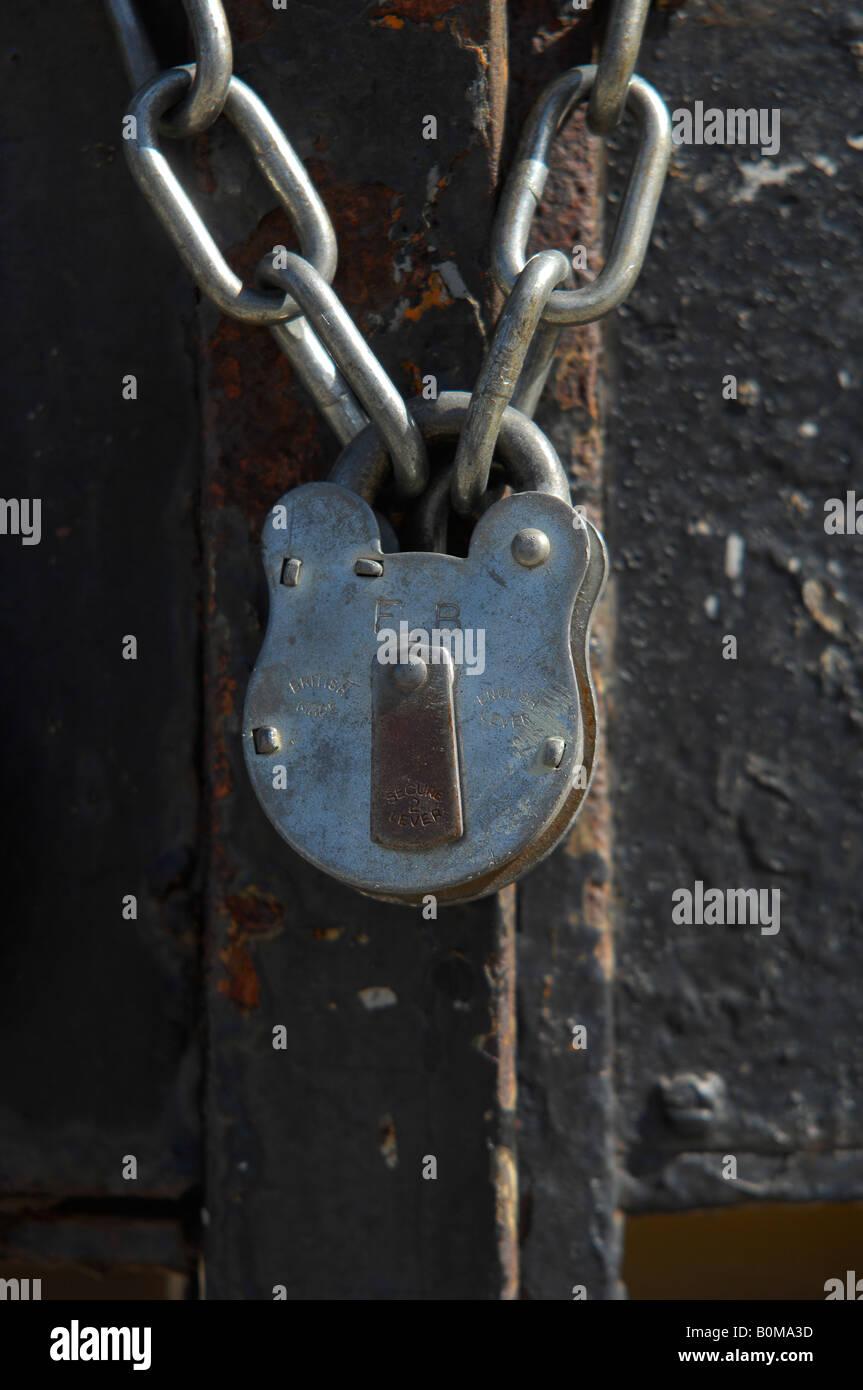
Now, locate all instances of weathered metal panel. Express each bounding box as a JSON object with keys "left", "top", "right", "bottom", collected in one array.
[
  {"left": 610, "top": 0, "right": 863, "bottom": 1214},
  {"left": 200, "top": 0, "right": 512, "bottom": 1299},
  {"left": 0, "top": 0, "right": 200, "bottom": 1198},
  {"left": 505, "top": 2, "right": 620, "bottom": 1301}
]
